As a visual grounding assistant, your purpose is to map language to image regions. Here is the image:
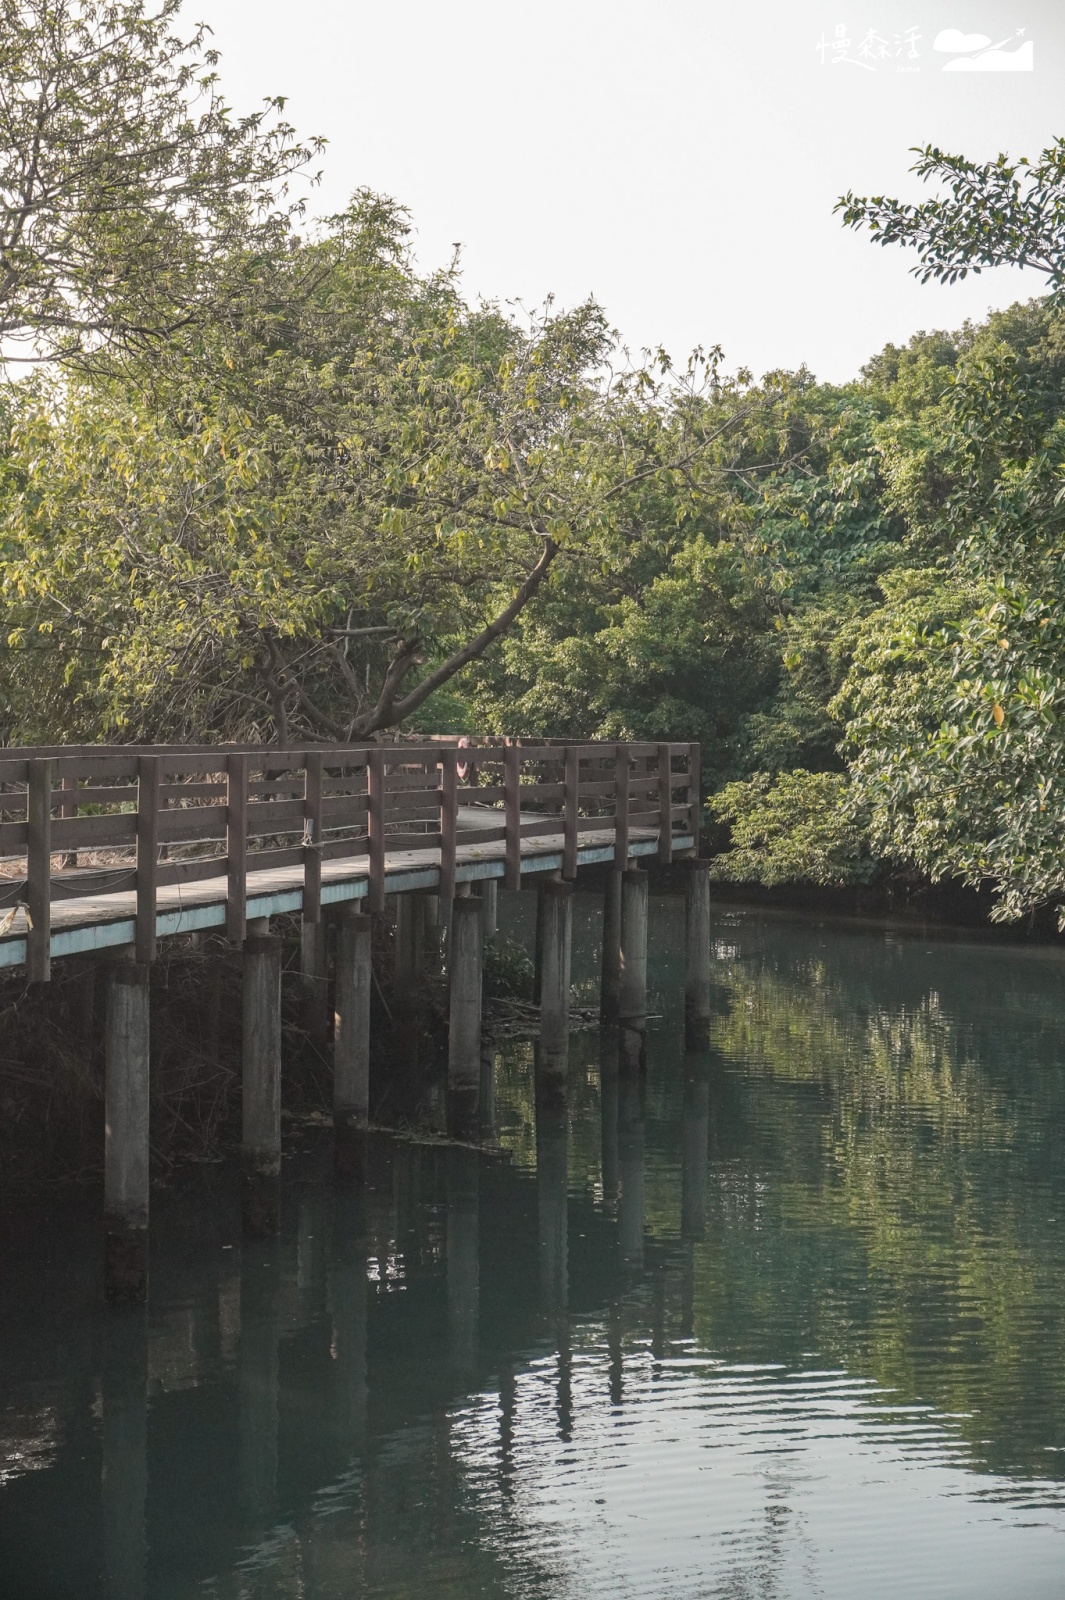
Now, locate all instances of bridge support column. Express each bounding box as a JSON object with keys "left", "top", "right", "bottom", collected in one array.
[
  {"left": 685, "top": 859, "right": 712, "bottom": 1049},
  {"left": 299, "top": 917, "right": 330, "bottom": 1053},
  {"left": 448, "top": 894, "right": 483, "bottom": 1140},
  {"left": 619, "top": 868, "right": 649, "bottom": 1029},
  {"left": 242, "top": 919, "right": 282, "bottom": 1236},
  {"left": 600, "top": 869, "right": 623, "bottom": 1024},
  {"left": 334, "top": 907, "right": 372, "bottom": 1179},
  {"left": 104, "top": 957, "right": 150, "bottom": 1305},
  {"left": 537, "top": 878, "right": 572, "bottom": 1094}
]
